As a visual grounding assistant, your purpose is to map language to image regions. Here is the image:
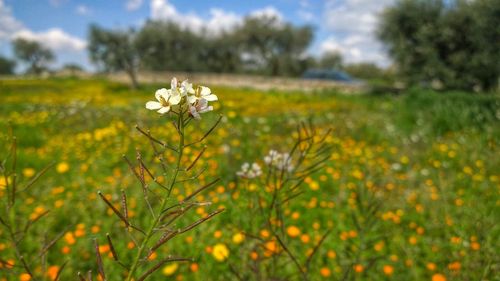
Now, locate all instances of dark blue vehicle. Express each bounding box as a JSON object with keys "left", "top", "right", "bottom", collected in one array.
[{"left": 302, "top": 69, "right": 359, "bottom": 83}]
